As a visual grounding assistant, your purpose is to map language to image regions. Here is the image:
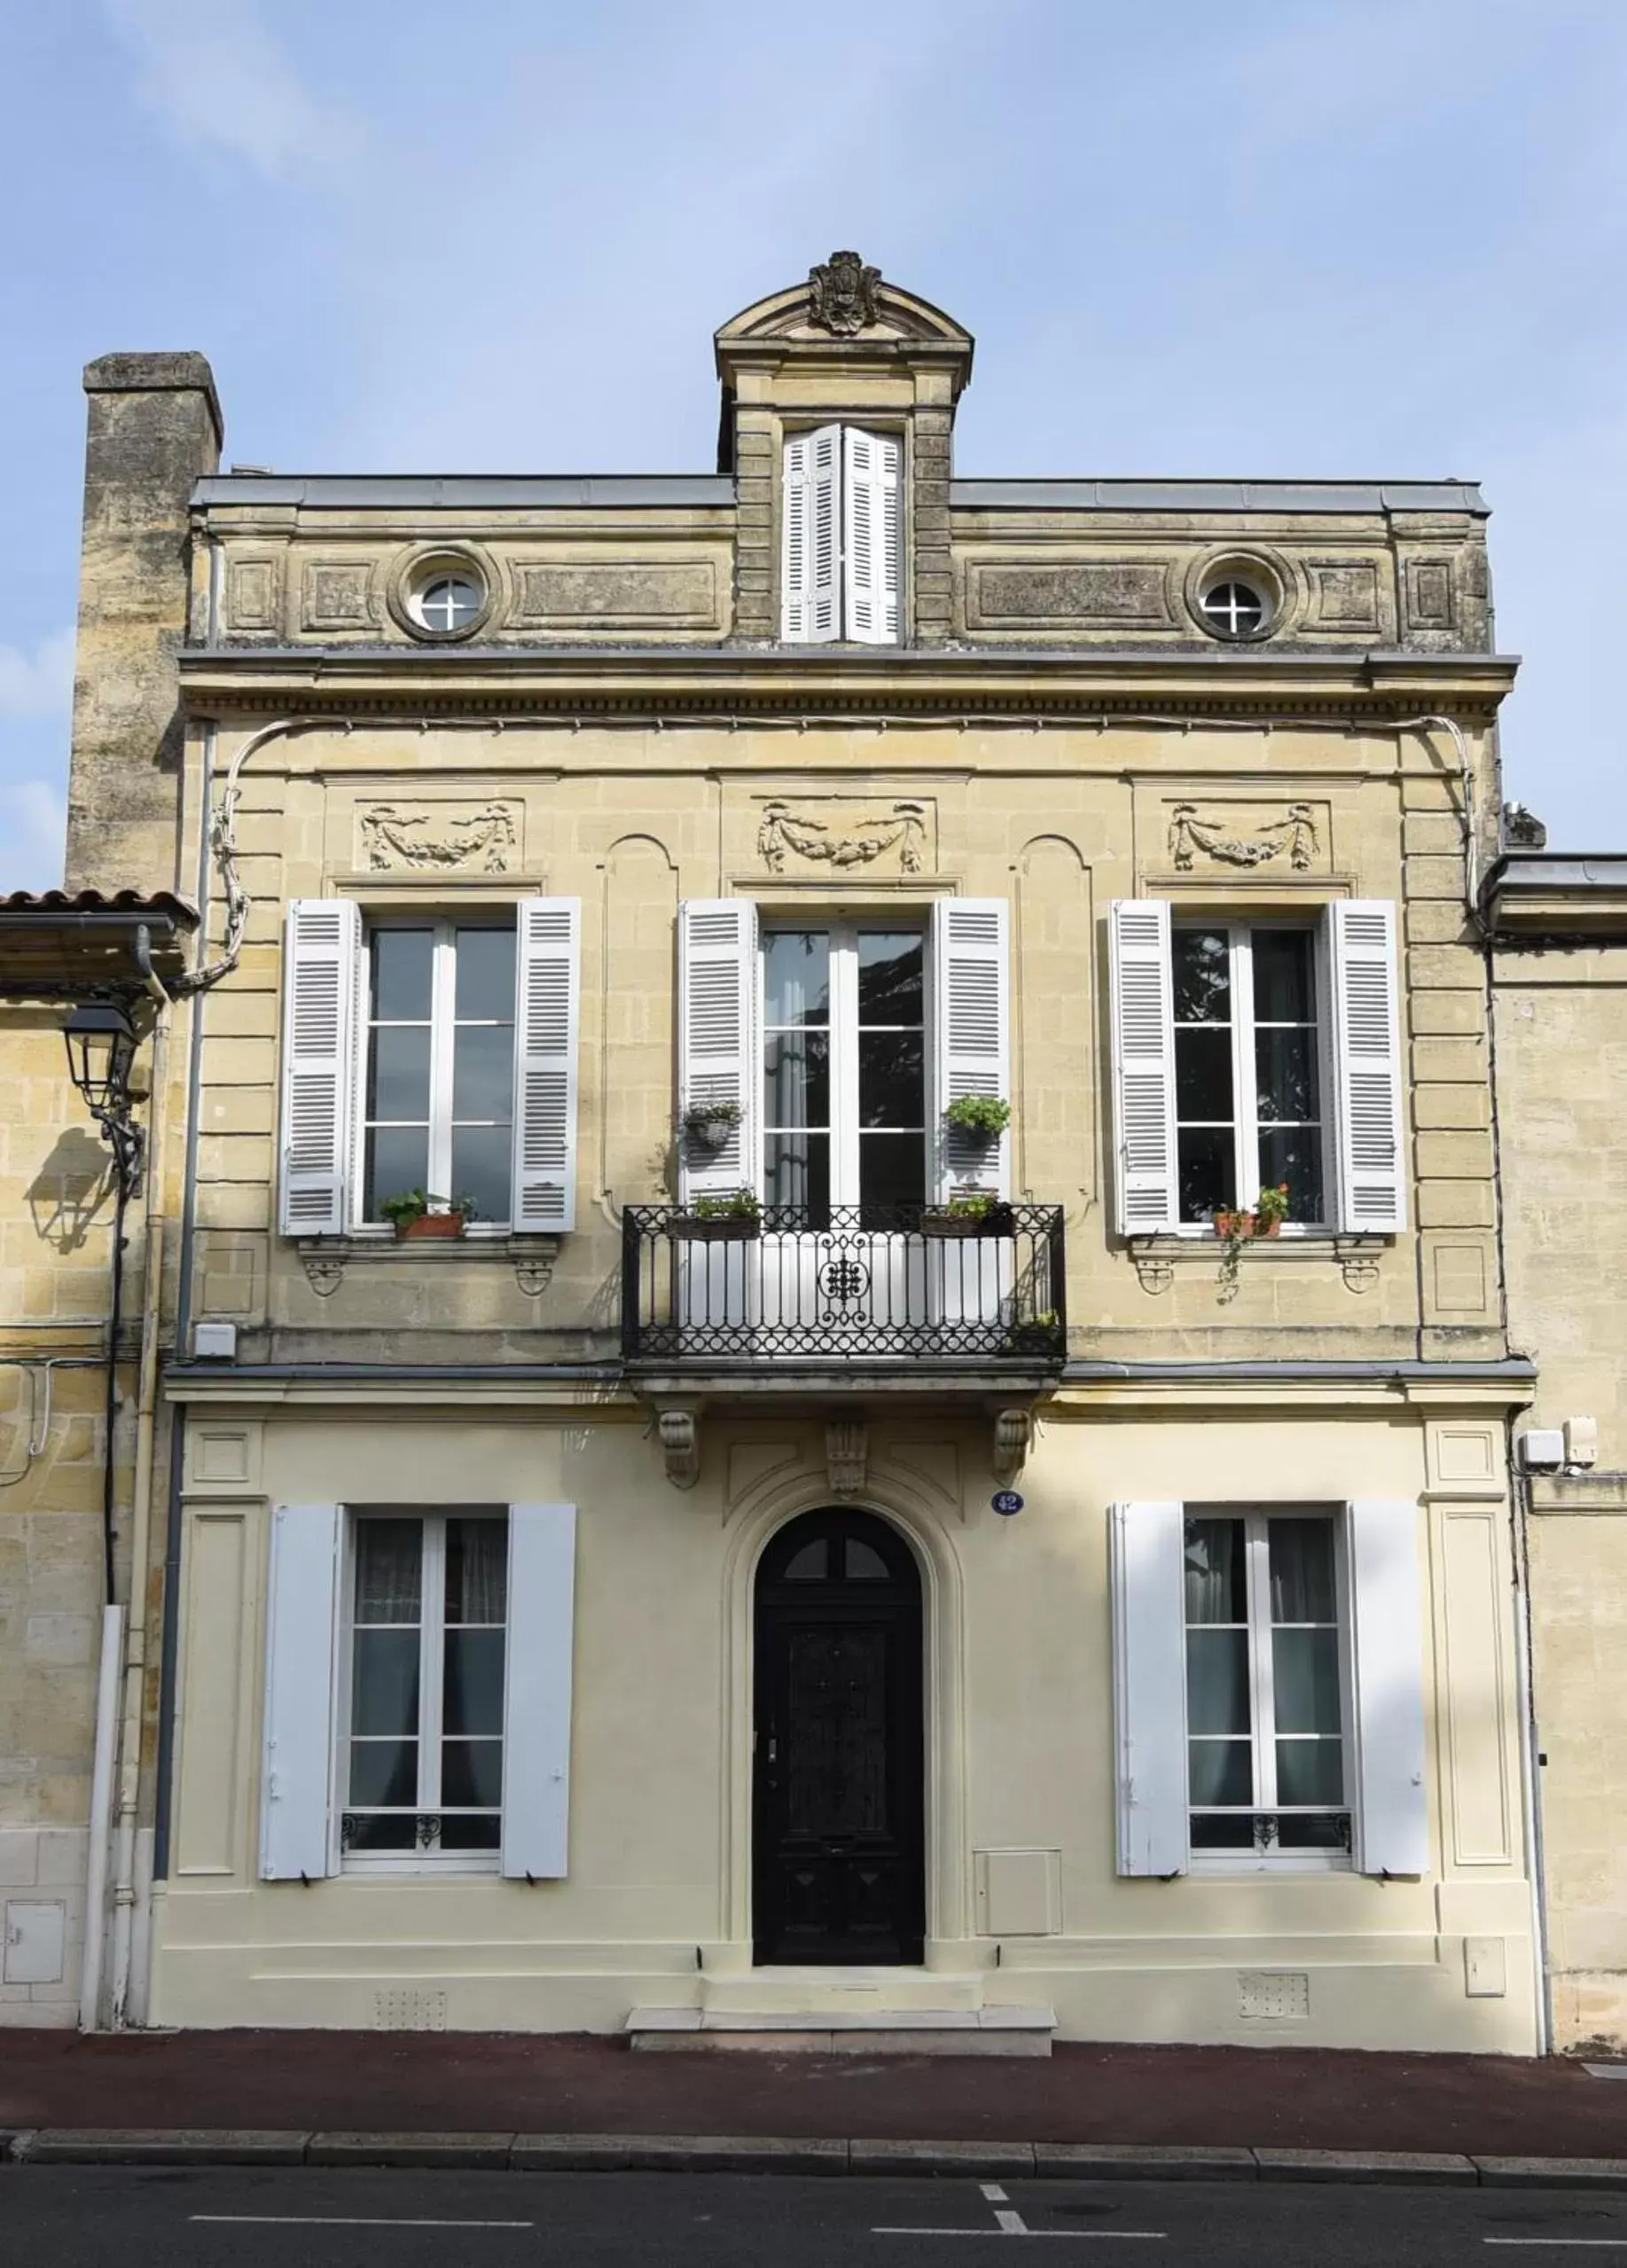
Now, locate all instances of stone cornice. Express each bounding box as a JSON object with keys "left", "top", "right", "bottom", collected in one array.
[{"left": 176, "top": 645, "right": 1519, "bottom": 723}]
